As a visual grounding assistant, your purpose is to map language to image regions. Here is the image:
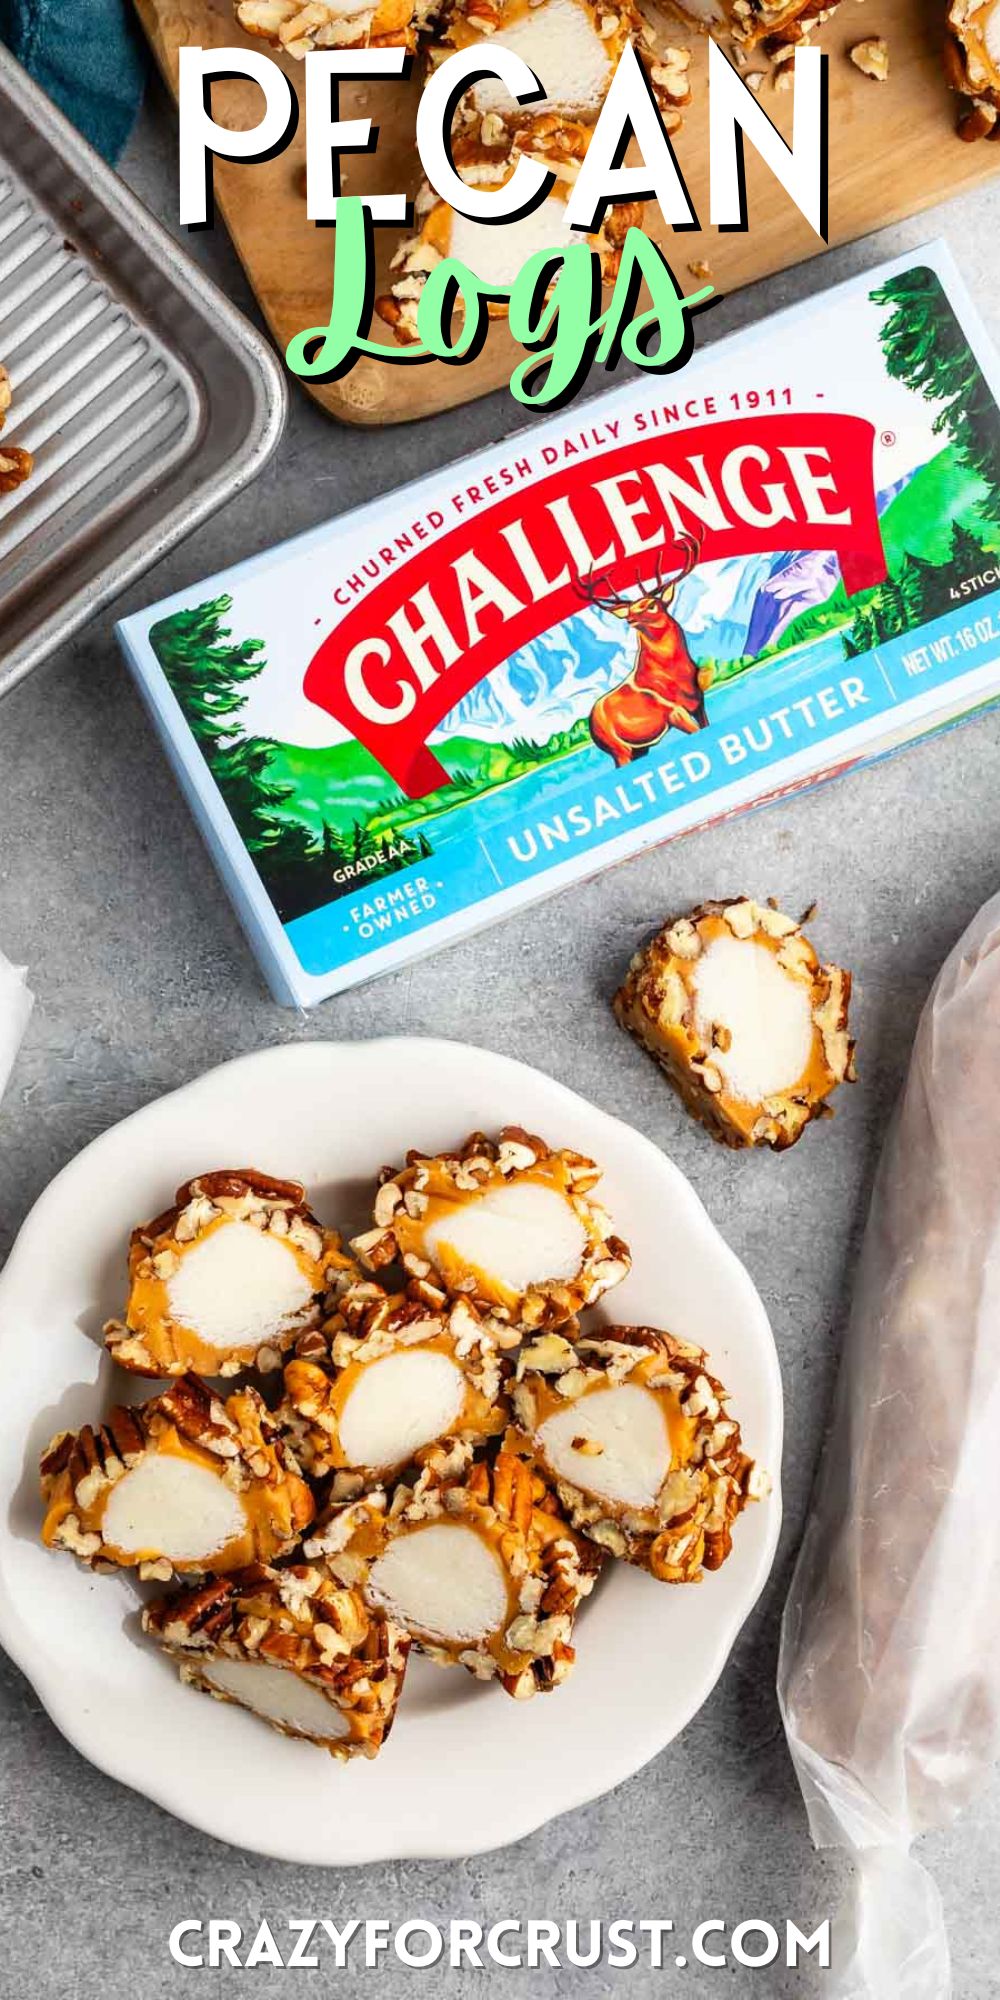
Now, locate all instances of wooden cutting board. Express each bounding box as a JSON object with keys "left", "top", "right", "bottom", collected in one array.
[{"left": 135, "top": 0, "right": 999, "bottom": 424}]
